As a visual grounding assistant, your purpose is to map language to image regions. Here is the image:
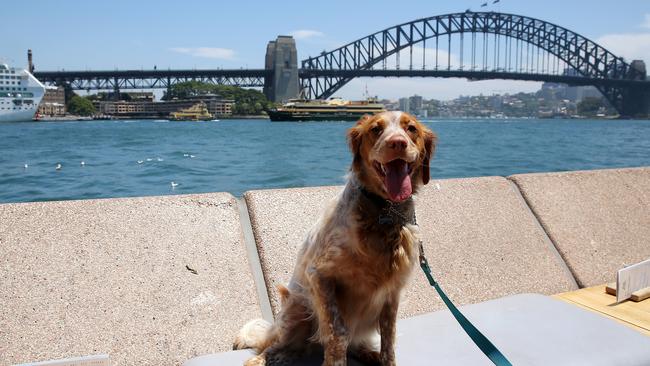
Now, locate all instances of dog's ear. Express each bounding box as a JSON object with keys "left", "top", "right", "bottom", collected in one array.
[
  {"left": 348, "top": 114, "right": 371, "bottom": 171},
  {"left": 421, "top": 129, "right": 437, "bottom": 185},
  {"left": 348, "top": 114, "right": 371, "bottom": 156},
  {"left": 347, "top": 125, "right": 362, "bottom": 156}
]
